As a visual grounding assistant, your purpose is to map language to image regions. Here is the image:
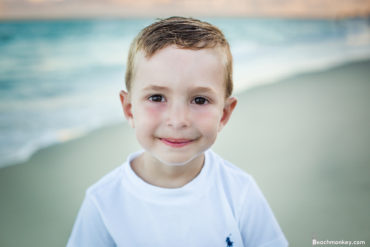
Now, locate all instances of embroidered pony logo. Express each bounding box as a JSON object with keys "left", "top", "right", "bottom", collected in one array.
[{"left": 226, "top": 234, "right": 234, "bottom": 247}]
